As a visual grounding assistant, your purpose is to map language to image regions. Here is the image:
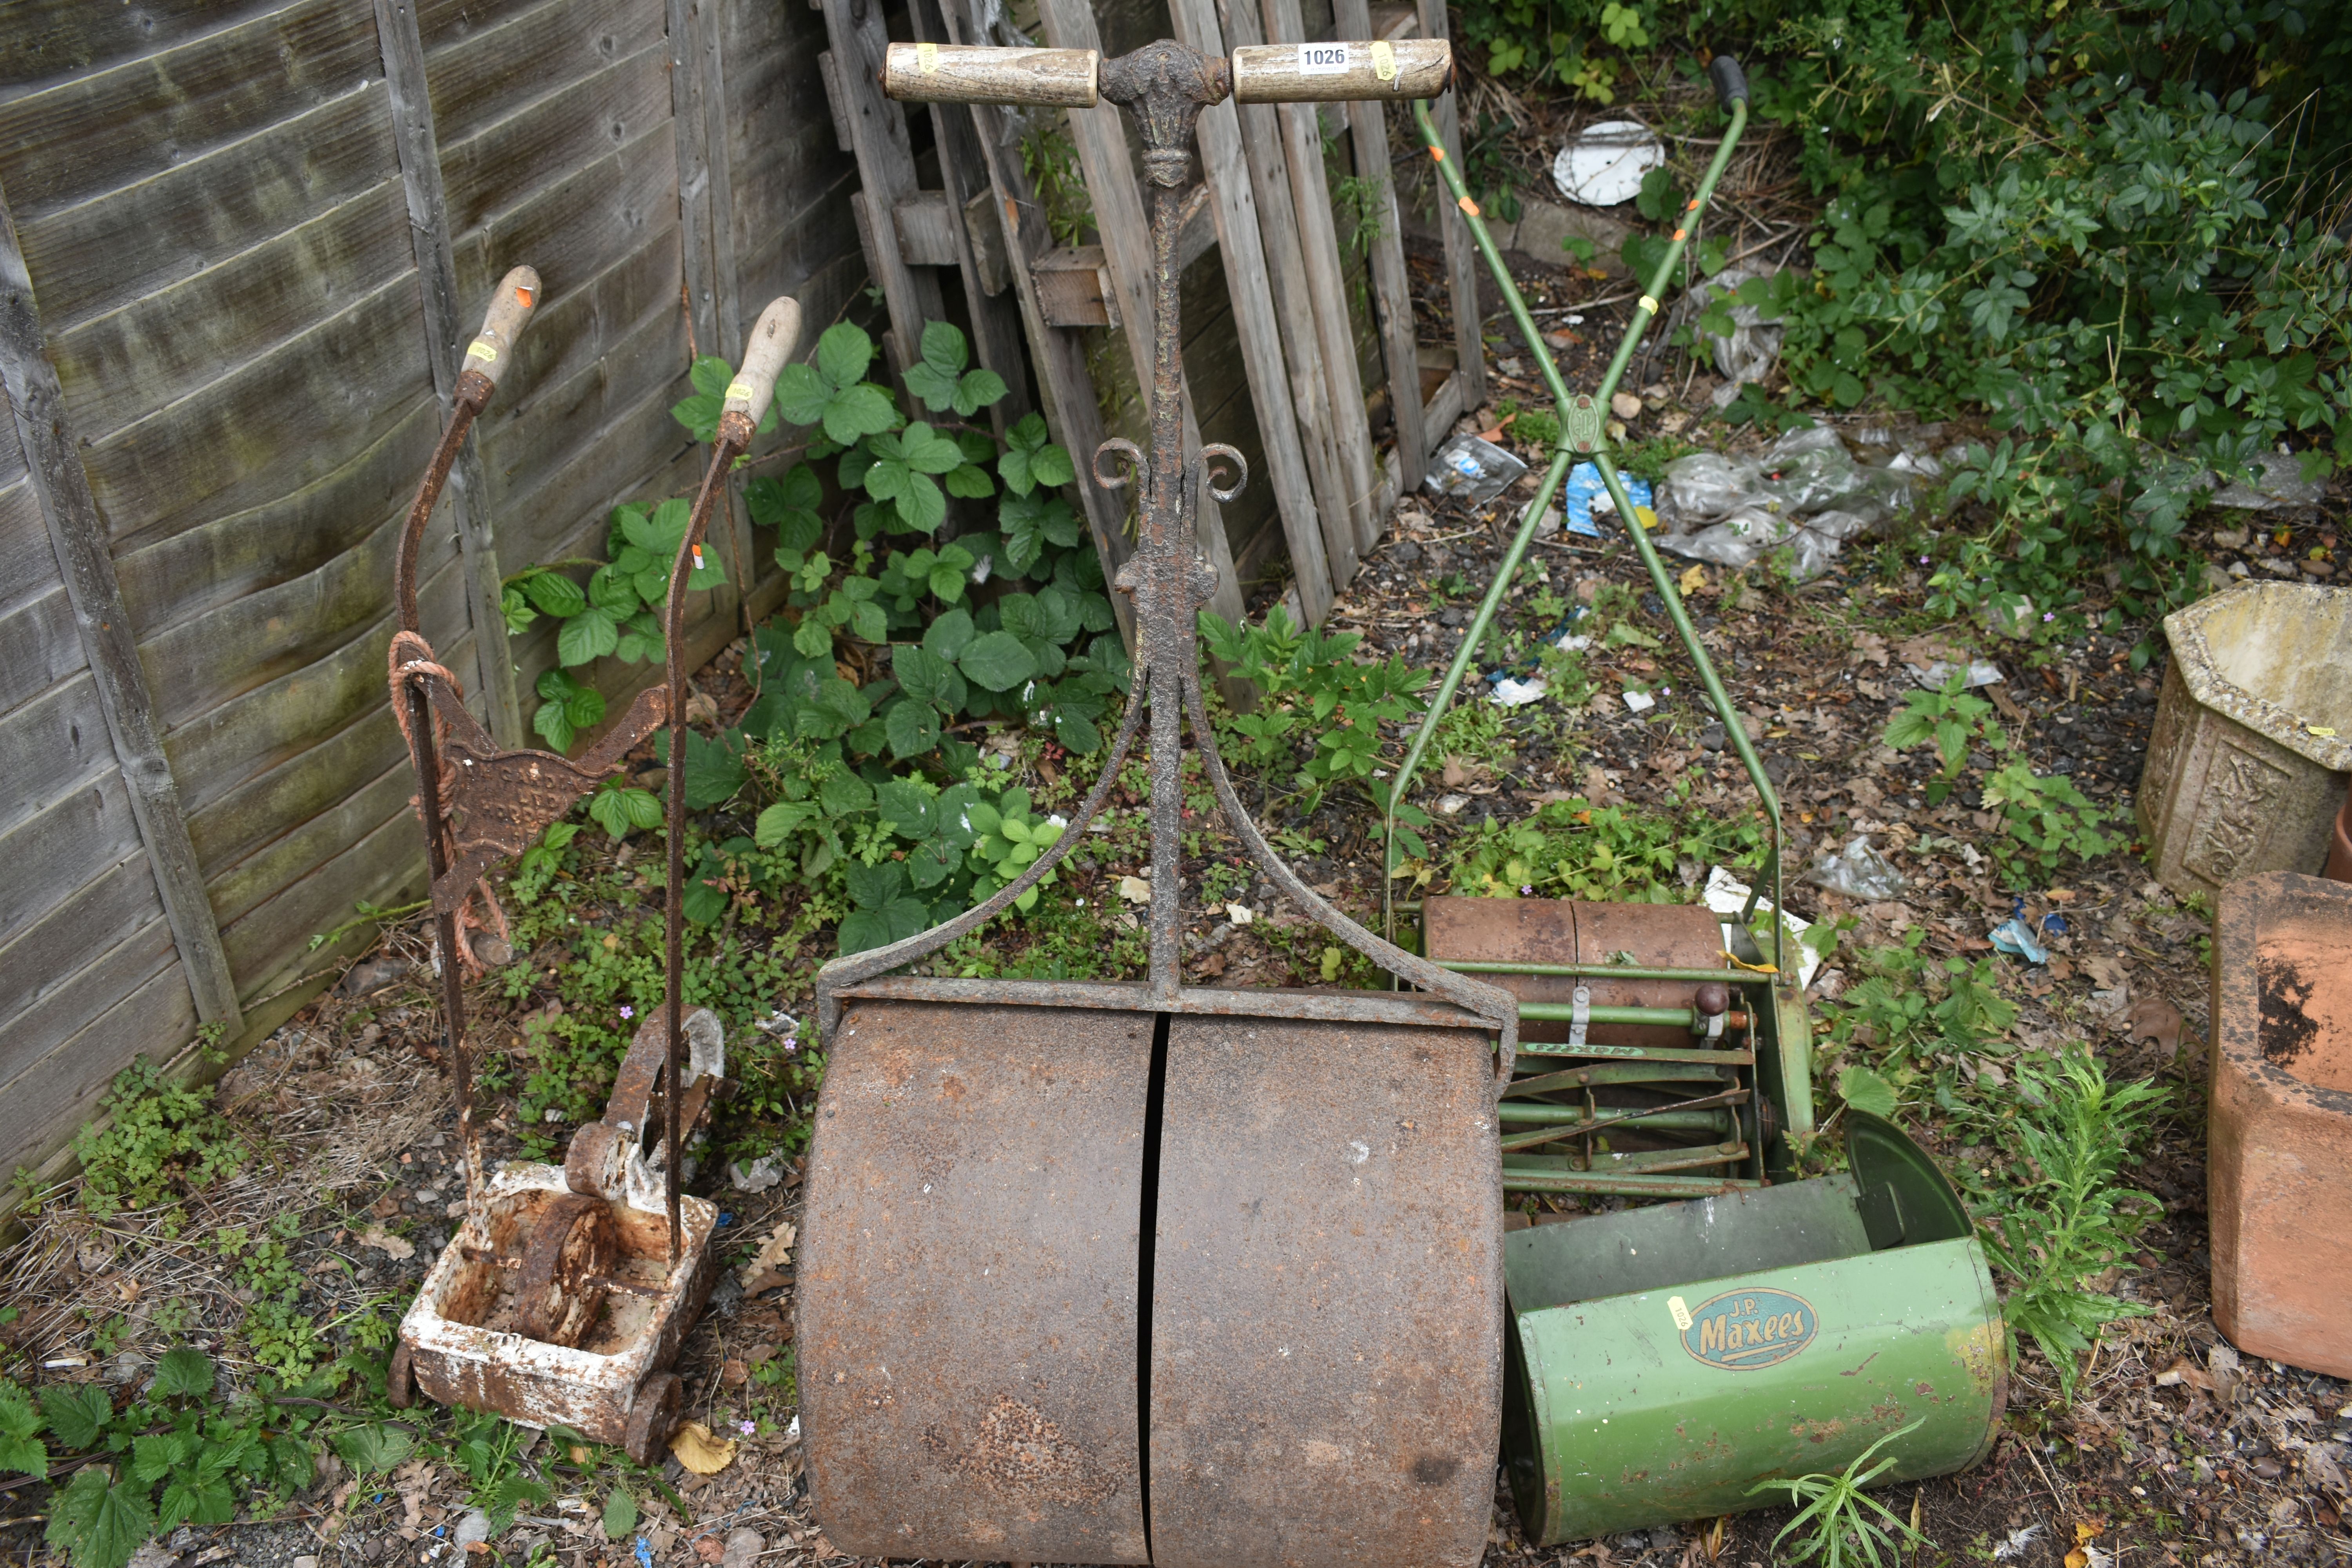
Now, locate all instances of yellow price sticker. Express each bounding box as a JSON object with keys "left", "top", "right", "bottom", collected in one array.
[
  {"left": 1370, "top": 40, "right": 1397, "bottom": 81},
  {"left": 916, "top": 40, "right": 940, "bottom": 71}
]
